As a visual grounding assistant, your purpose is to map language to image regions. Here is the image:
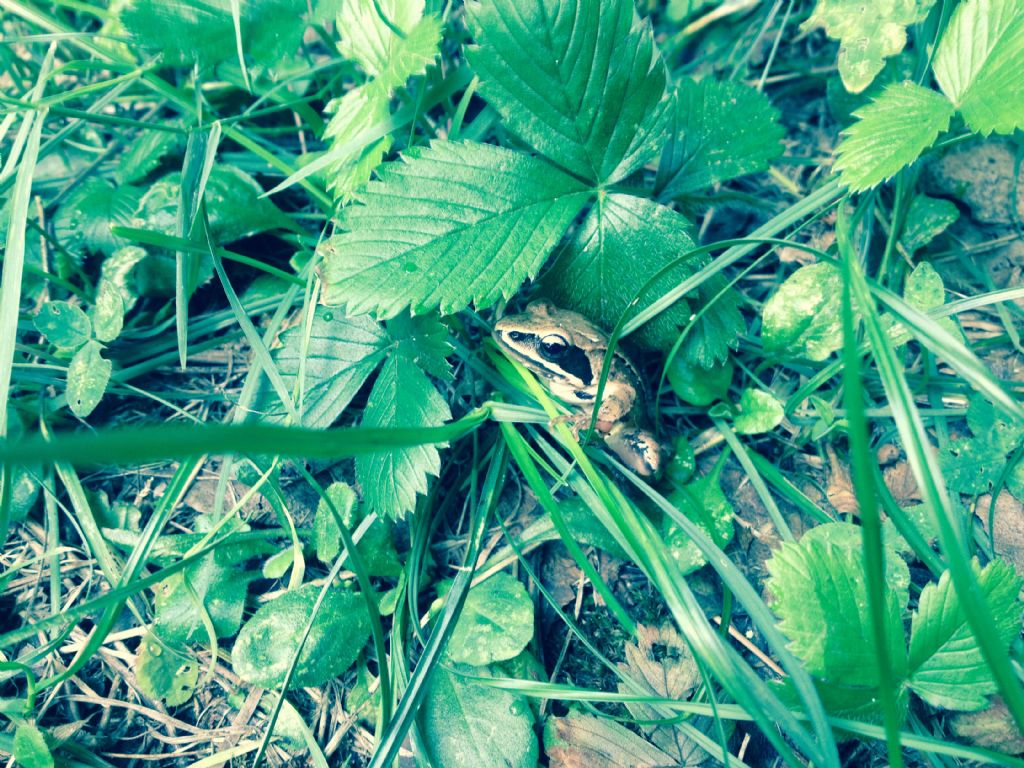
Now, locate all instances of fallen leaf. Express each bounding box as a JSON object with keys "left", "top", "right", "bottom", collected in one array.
[
  {"left": 977, "top": 491, "right": 1024, "bottom": 573},
  {"left": 950, "top": 696, "right": 1024, "bottom": 754}
]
